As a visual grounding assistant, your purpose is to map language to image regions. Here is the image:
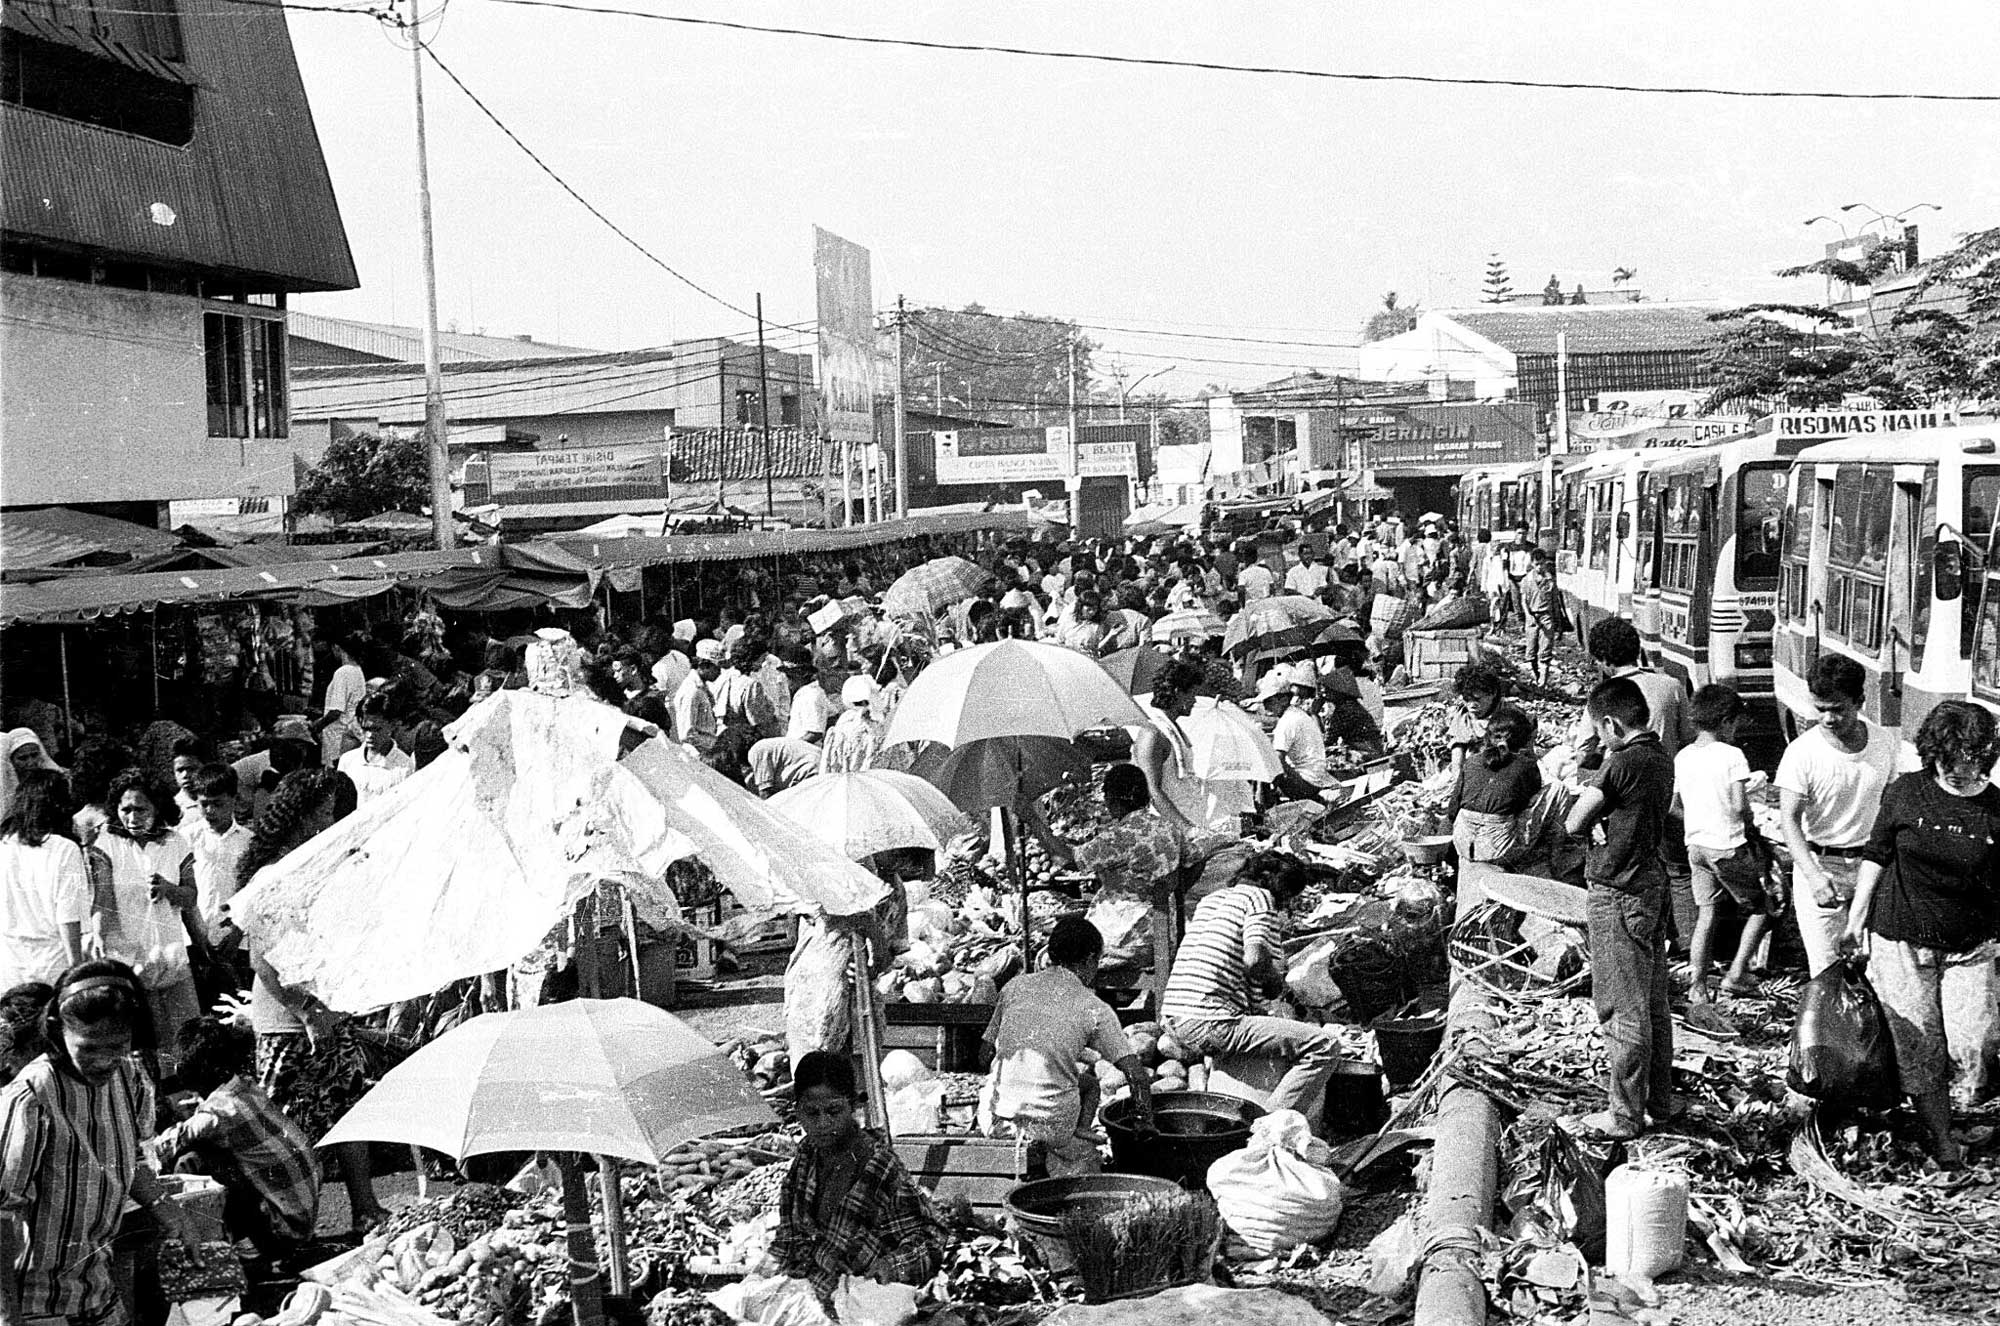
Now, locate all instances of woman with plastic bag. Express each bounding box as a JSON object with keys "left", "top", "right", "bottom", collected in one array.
[{"left": 1844, "top": 701, "right": 2000, "bottom": 1167}]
